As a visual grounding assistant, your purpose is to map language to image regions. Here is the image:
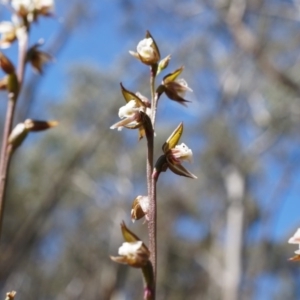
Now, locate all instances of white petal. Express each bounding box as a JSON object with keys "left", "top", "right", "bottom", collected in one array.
[
  {"left": 118, "top": 100, "right": 138, "bottom": 119},
  {"left": 0, "top": 22, "right": 14, "bottom": 34},
  {"left": 288, "top": 228, "right": 300, "bottom": 244},
  {"left": 137, "top": 38, "right": 154, "bottom": 60},
  {"left": 174, "top": 143, "right": 193, "bottom": 162},
  {"left": 118, "top": 241, "right": 143, "bottom": 256}
]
